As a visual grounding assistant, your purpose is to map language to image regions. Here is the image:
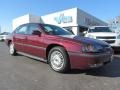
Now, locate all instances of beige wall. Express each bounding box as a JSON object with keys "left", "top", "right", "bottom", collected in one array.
[{"left": 12, "top": 14, "right": 41, "bottom": 30}]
